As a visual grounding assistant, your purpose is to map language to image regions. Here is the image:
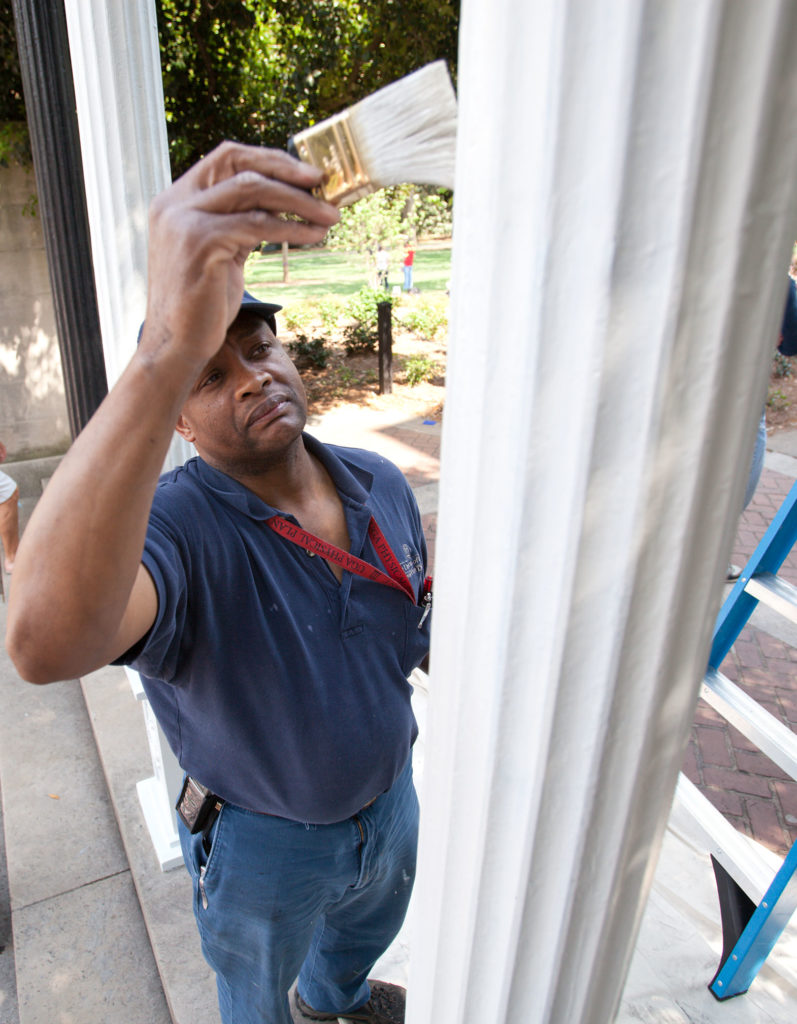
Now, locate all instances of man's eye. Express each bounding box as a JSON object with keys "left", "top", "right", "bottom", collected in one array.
[
  {"left": 200, "top": 370, "right": 221, "bottom": 388},
  {"left": 251, "top": 342, "right": 270, "bottom": 357}
]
